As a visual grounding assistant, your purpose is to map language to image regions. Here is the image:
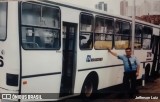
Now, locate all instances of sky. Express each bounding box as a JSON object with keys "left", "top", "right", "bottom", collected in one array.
[{"left": 54, "top": 0, "right": 160, "bottom": 15}]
